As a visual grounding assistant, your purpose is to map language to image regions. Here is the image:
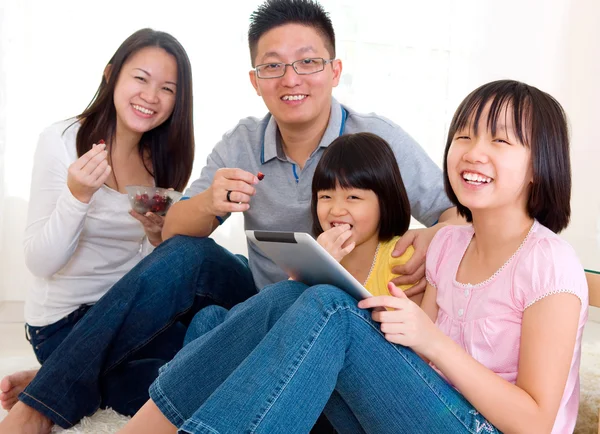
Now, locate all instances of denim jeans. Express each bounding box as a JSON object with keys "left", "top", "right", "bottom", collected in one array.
[
  {"left": 26, "top": 304, "right": 92, "bottom": 365},
  {"left": 25, "top": 303, "right": 189, "bottom": 416},
  {"left": 19, "top": 236, "right": 257, "bottom": 429},
  {"left": 150, "top": 282, "right": 500, "bottom": 434}
]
